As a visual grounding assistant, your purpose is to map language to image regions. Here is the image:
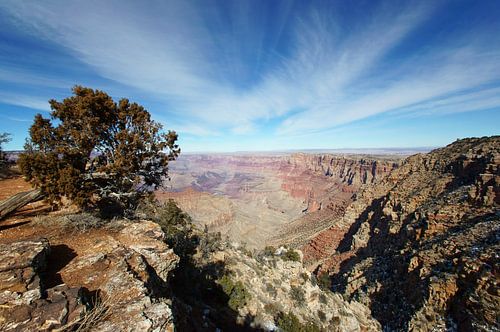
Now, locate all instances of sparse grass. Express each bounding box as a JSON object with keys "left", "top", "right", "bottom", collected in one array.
[
  {"left": 265, "top": 282, "right": 277, "bottom": 297},
  {"left": 57, "top": 291, "right": 119, "bottom": 332},
  {"left": 32, "top": 212, "right": 108, "bottom": 234}
]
